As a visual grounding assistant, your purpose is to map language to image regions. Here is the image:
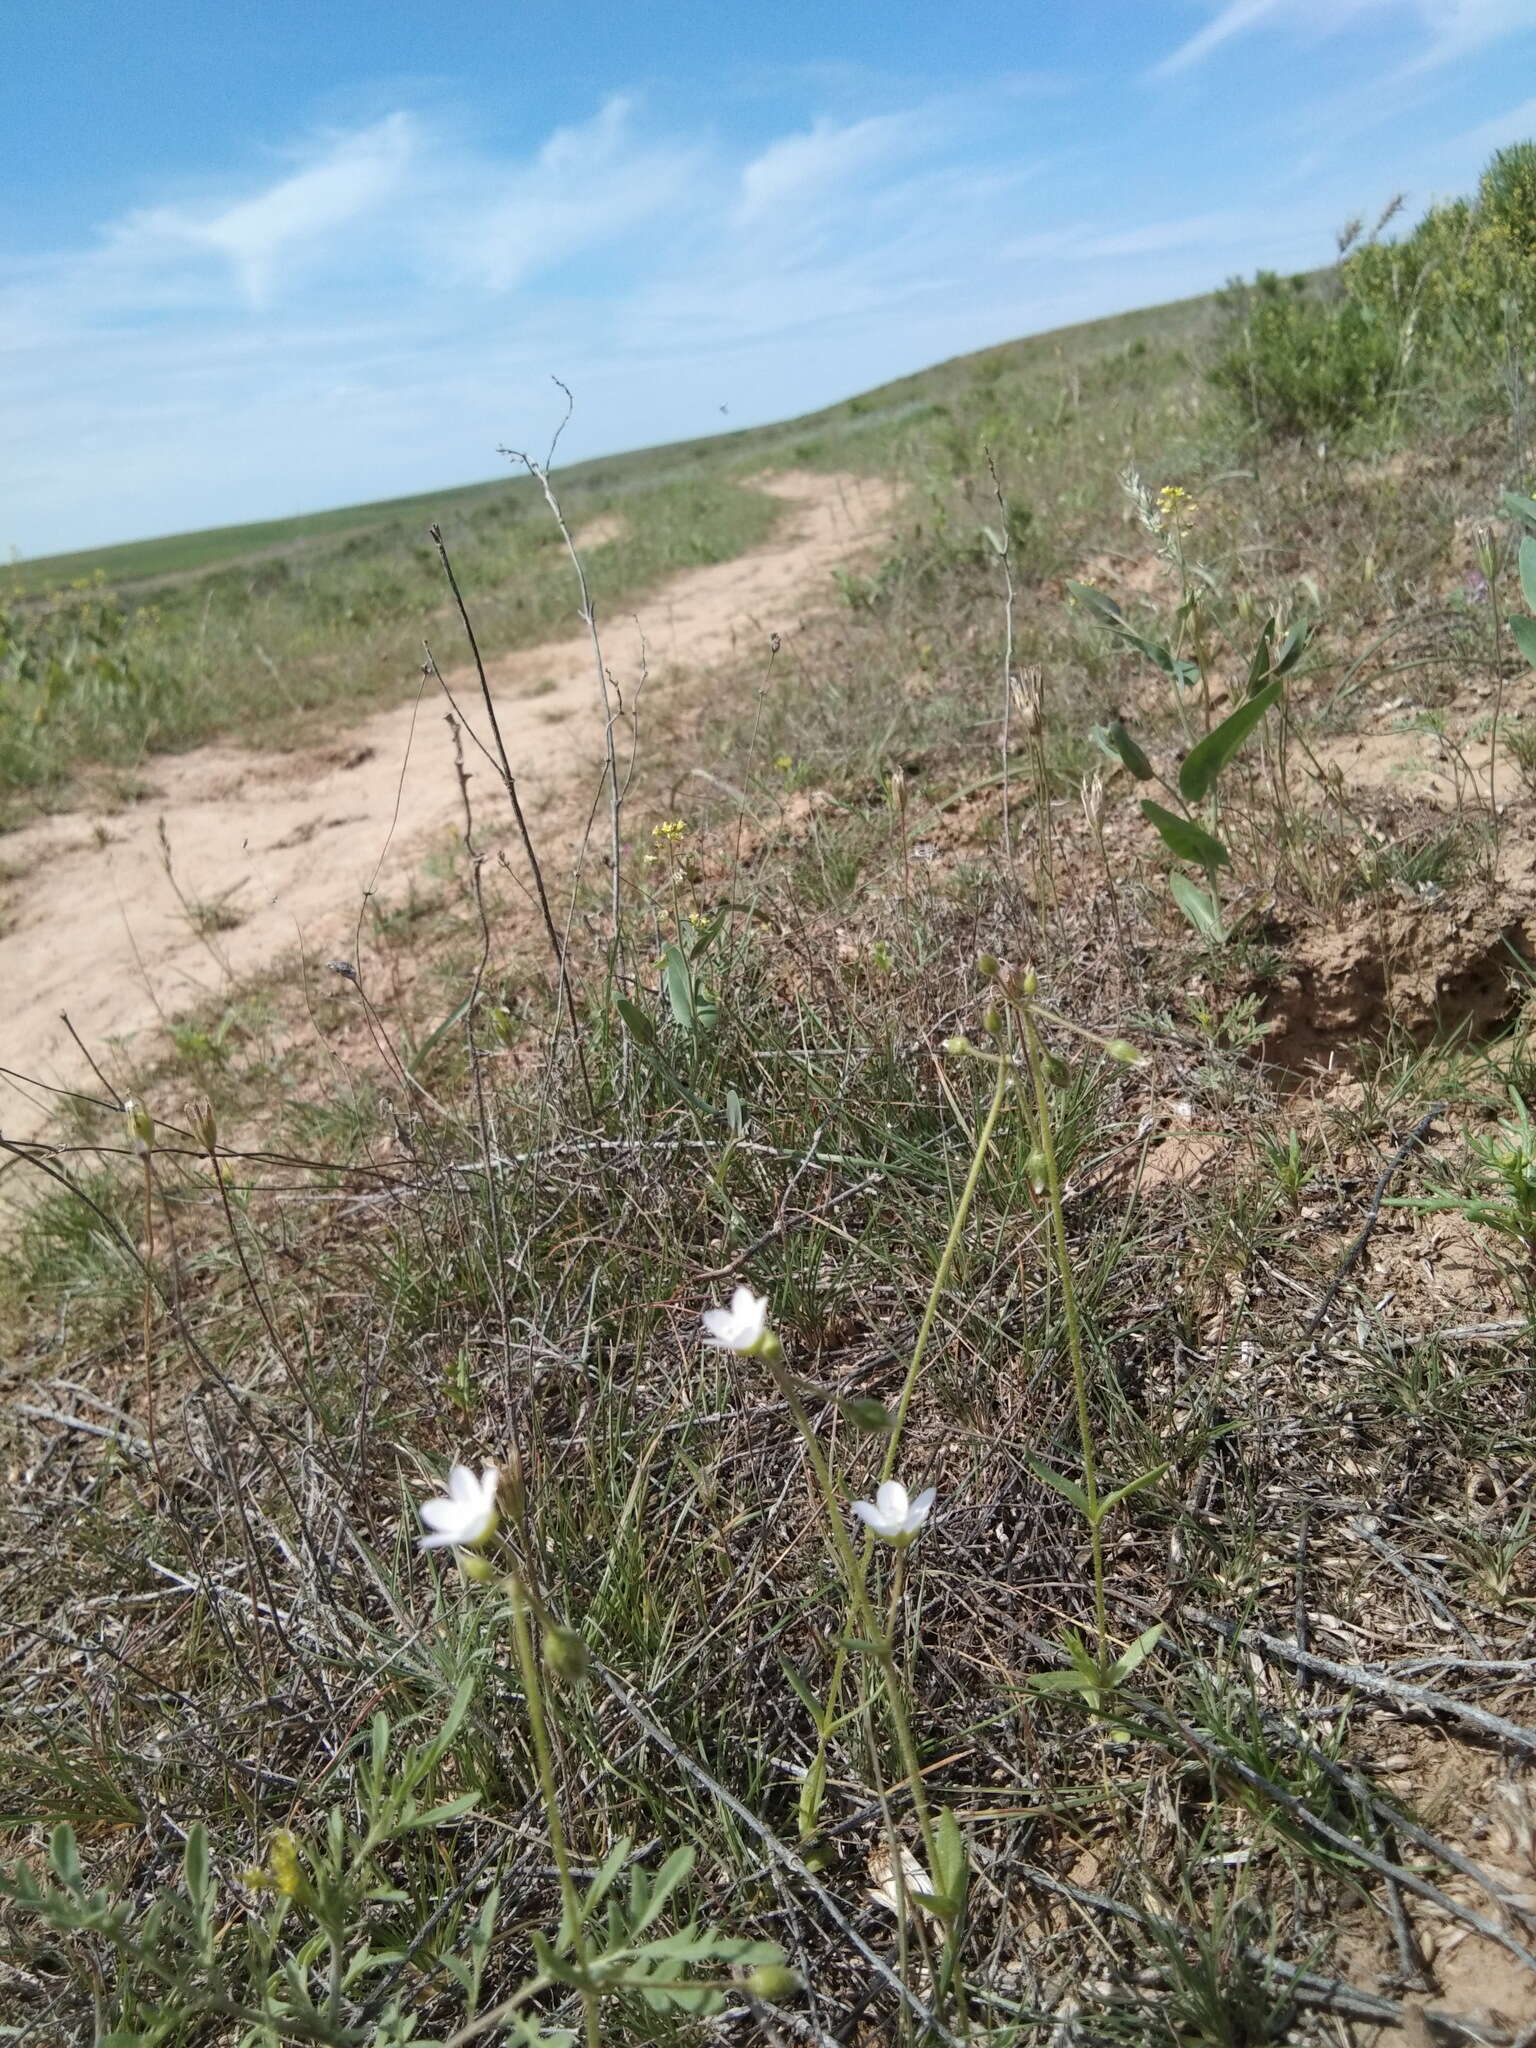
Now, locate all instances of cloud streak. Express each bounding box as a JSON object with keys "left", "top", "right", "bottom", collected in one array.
[{"left": 1151, "top": 0, "right": 1536, "bottom": 76}]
